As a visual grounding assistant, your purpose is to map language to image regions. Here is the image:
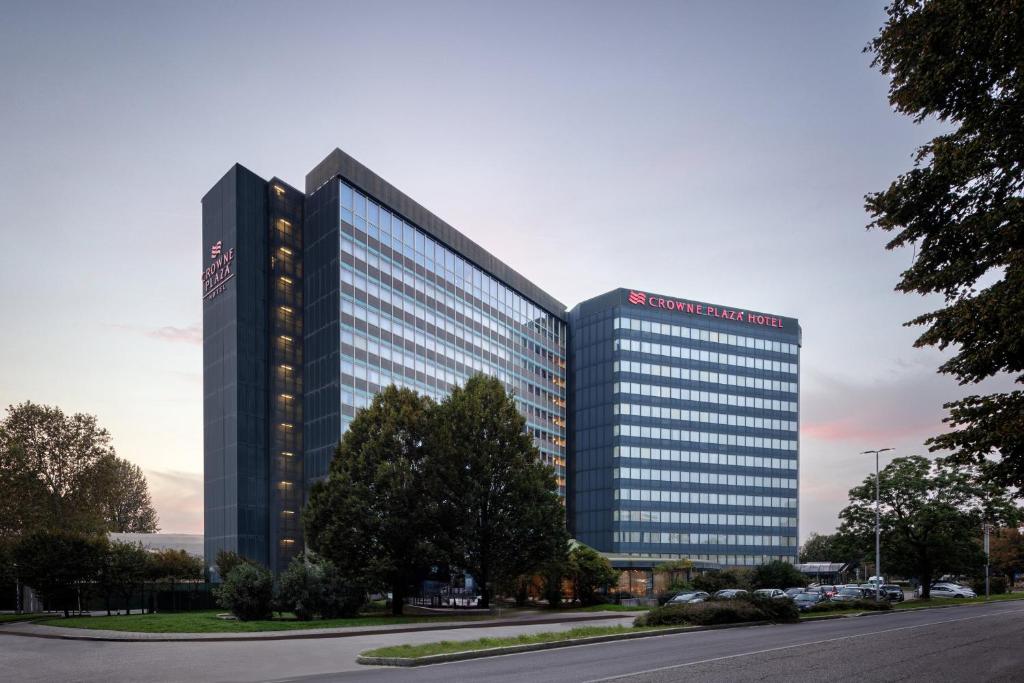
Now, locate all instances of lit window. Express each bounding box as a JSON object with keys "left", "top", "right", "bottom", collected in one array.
[{"left": 279, "top": 246, "right": 293, "bottom": 256}]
